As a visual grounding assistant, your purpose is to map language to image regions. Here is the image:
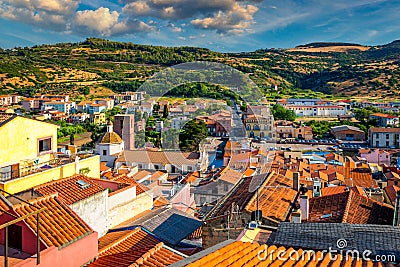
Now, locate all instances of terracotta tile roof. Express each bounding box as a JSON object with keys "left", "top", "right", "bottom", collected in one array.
[
  {"left": 183, "top": 241, "right": 388, "bottom": 267},
  {"left": 118, "top": 150, "right": 199, "bottom": 166},
  {"left": 0, "top": 195, "right": 12, "bottom": 215},
  {"left": 370, "top": 112, "right": 398, "bottom": 119},
  {"left": 369, "top": 127, "right": 400, "bottom": 133},
  {"left": 153, "top": 195, "right": 170, "bottom": 207},
  {"left": 246, "top": 172, "right": 298, "bottom": 222},
  {"left": 112, "top": 174, "right": 149, "bottom": 195},
  {"left": 243, "top": 168, "right": 256, "bottom": 177},
  {"left": 89, "top": 228, "right": 183, "bottom": 267},
  {"left": 182, "top": 171, "right": 200, "bottom": 184},
  {"left": 132, "top": 170, "right": 152, "bottom": 180},
  {"left": 13, "top": 194, "right": 92, "bottom": 248},
  {"left": 208, "top": 172, "right": 297, "bottom": 222},
  {"left": 384, "top": 185, "right": 400, "bottom": 205},
  {"left": 100, "top": 162, "right": 111, "bottom": 172},
  {"left": 0, "top": 113, "right": 16, "bottom": 126},
  {"left": 321, "top": 185, "right": 347, "bottom": 196},
  {"left": 217, "top": 167, "right": 243, "bottom": 185},
  {"left": 308, "top": 190, "right": 394, "bottom": 224},
  {"left": 34, "top": 174, "right": 105, "bottom": 205},
  {"left": 344, "top": 169, "right": 378, "bottom": 188}
]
